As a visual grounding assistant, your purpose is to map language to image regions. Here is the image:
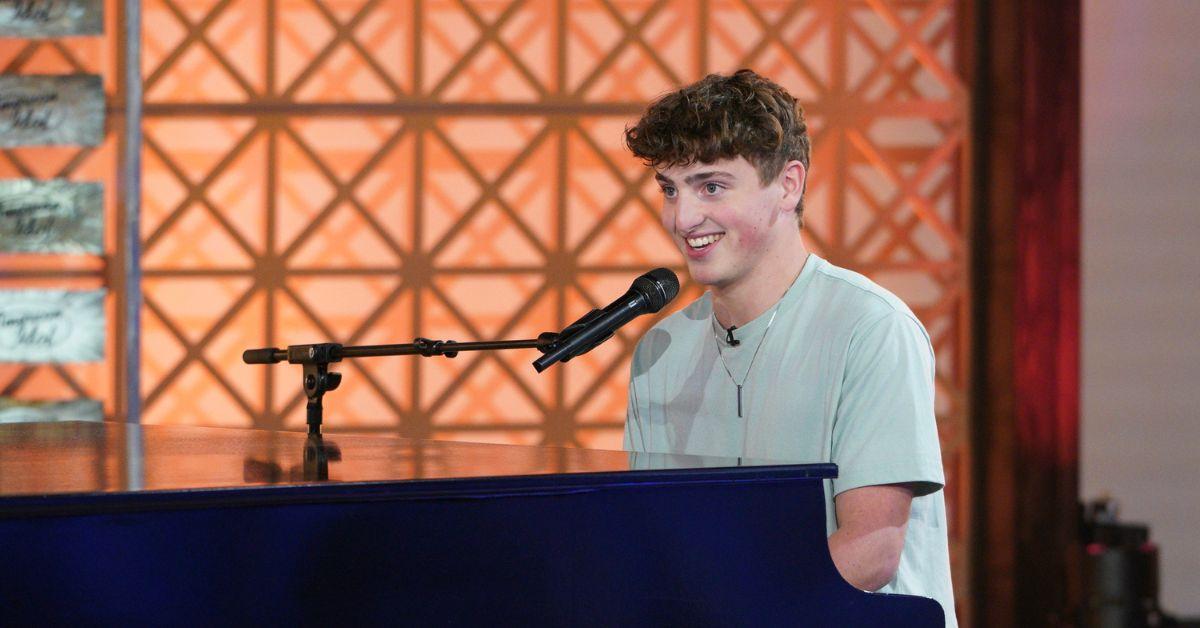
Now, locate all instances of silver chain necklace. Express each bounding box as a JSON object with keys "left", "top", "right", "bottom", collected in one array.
[{"left": 713, "top": 304, "right": 780, "bottom": 419}]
